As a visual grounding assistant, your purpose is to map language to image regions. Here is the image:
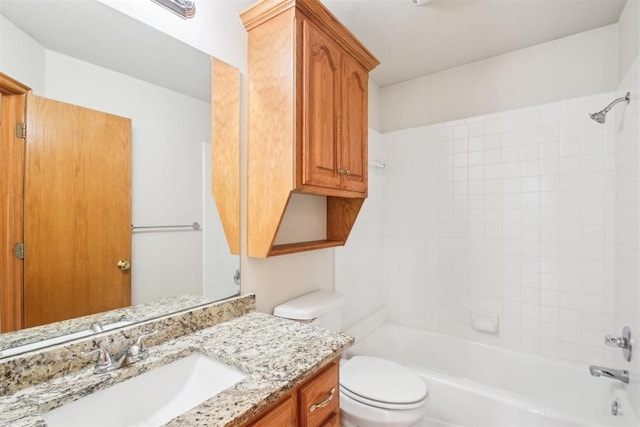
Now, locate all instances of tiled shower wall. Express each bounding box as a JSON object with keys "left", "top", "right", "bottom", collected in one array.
[
  {"left": 615, "top": 56, "right": 639, "bottom": 411},
  {"left": 378, "top": 93, "right": 619, "bottom": 365}
]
